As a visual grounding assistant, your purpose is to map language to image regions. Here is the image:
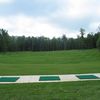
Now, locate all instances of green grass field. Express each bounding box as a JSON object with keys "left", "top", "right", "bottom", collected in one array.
[
  {"left": 0, "top": 81, "right": 100, "bottom": 100},
  {"left": 0, "top": 49, "right": 100, "bottom": 75},
  {"left": 0, "top": 49, "right": 100, "bottom": 100}
]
